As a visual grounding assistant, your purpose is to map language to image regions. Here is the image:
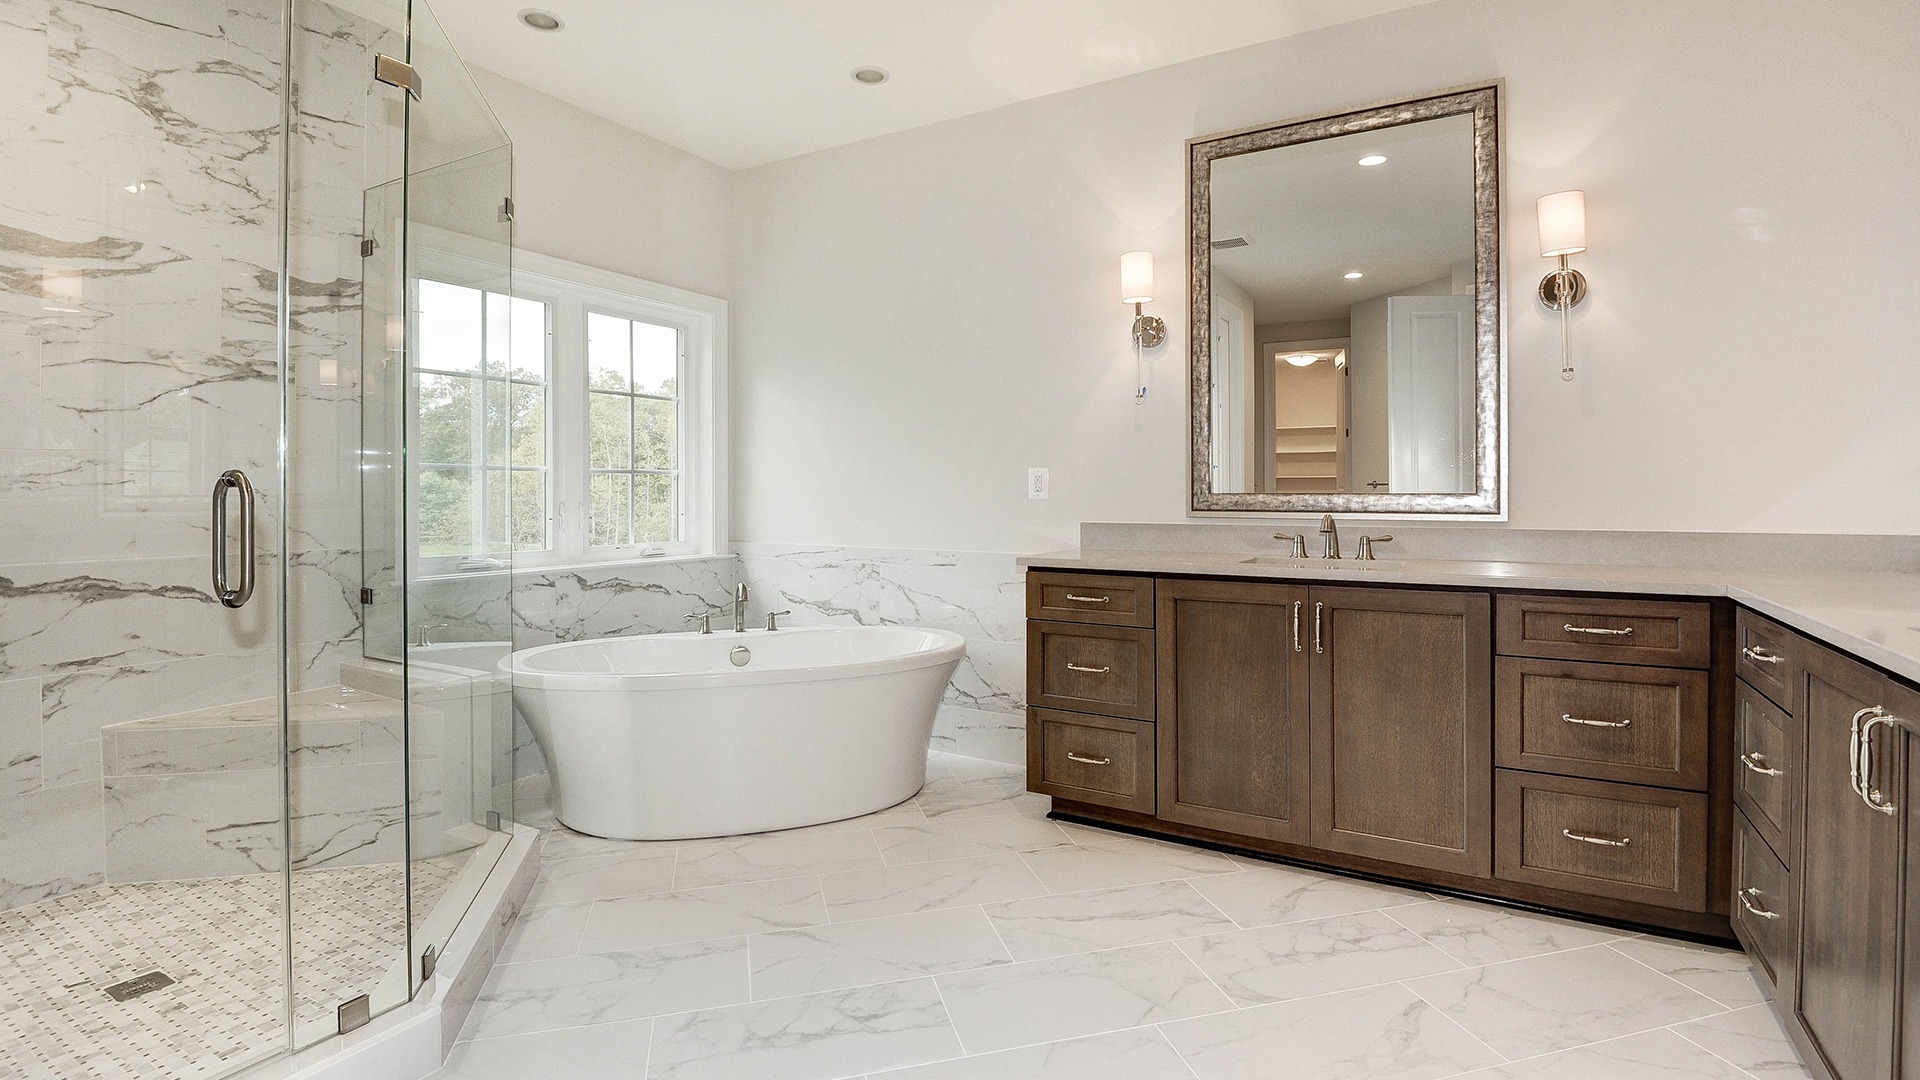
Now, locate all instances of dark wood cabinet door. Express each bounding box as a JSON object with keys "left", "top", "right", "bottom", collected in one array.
[
  {"left": 1310, "top": 586, "right": 1493, "bottom": 877},
  {"left": 1796, "top": 644, "right": 1914, "bottom": 1080},
  {"left": 1901, "top": 728, "right": 1920, "bottom": 1080},
  {"left": 1156, "top": 578, "right": 1311, "bottom": 843}
]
